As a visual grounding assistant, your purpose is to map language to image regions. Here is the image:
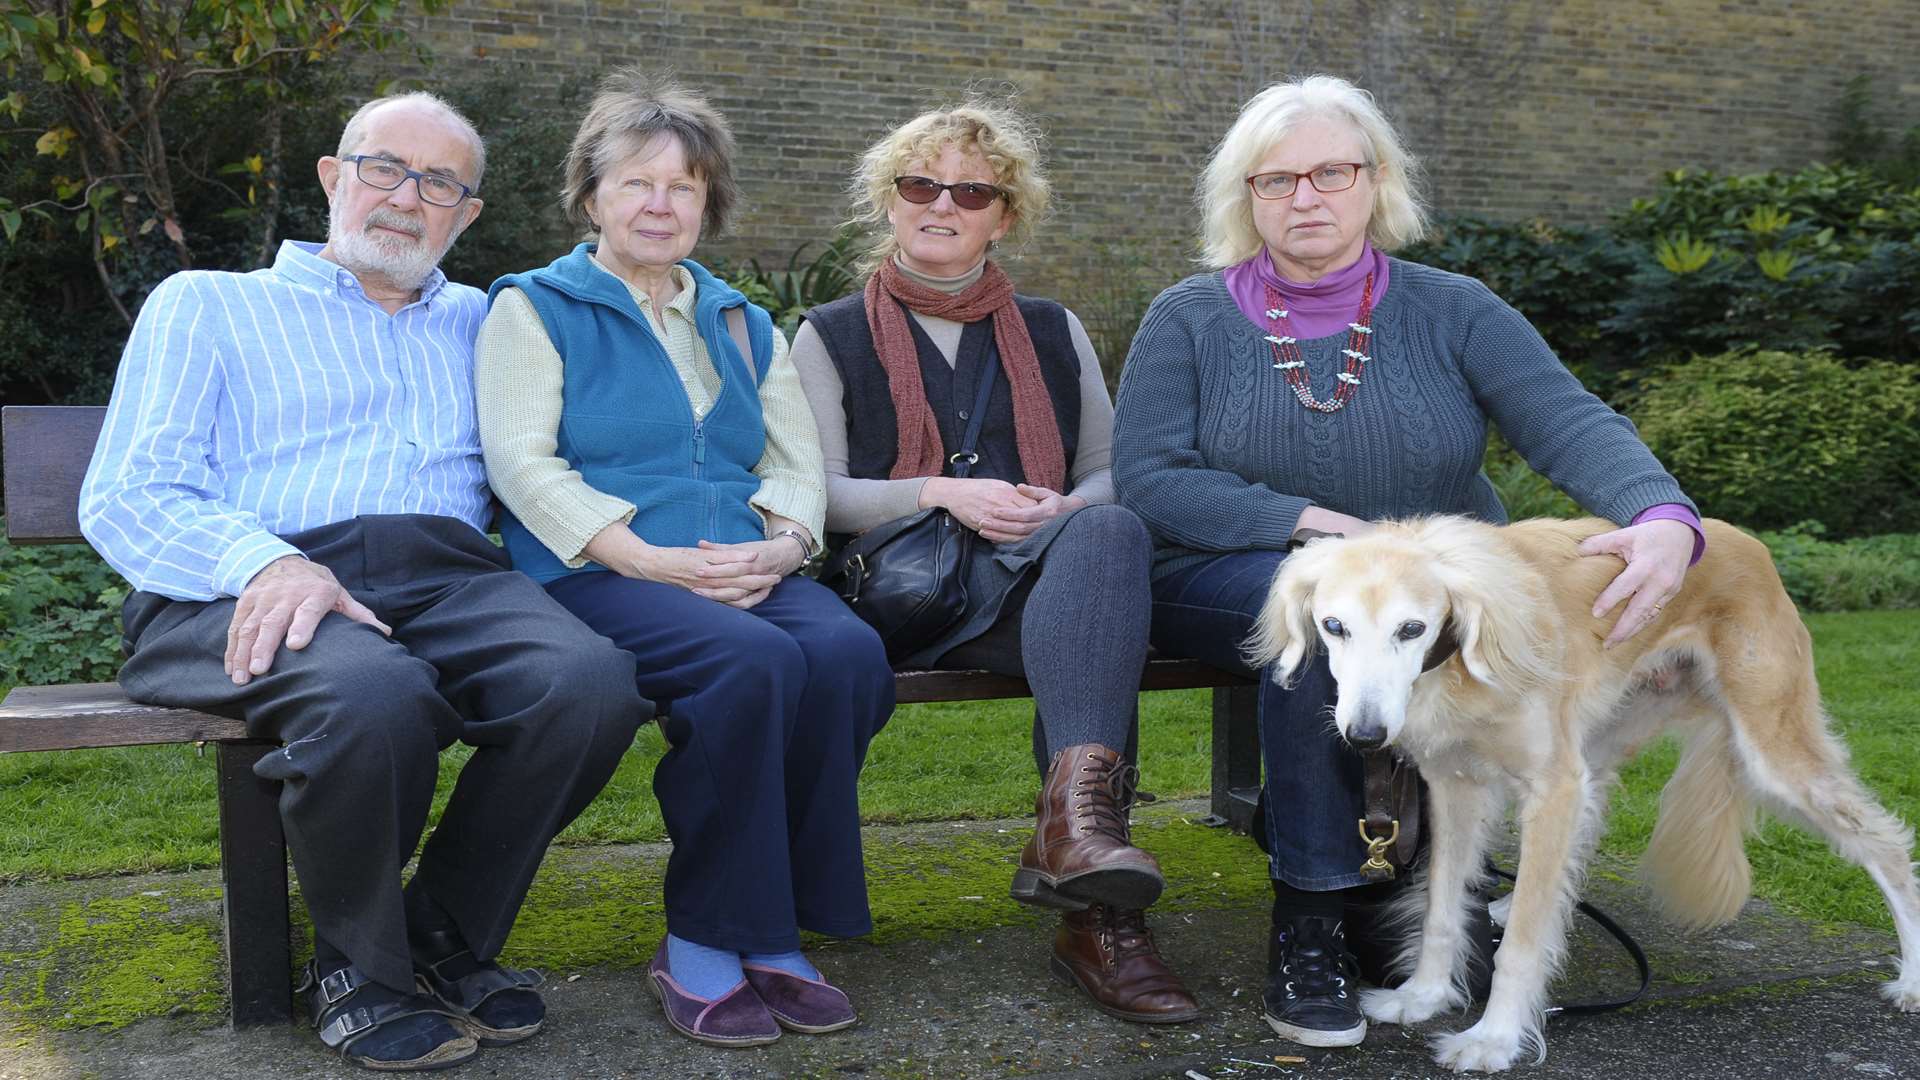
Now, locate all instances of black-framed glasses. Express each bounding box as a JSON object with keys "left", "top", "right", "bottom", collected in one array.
[
  {"left": 893, "top": 175, "right": 1006, "bottom": 211},
  {"left": 1246, "top": 163, "right": 1367, "bottom": 201},
  {"left": 344, "top": 154, "right": 473, "bottom": 207}
]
